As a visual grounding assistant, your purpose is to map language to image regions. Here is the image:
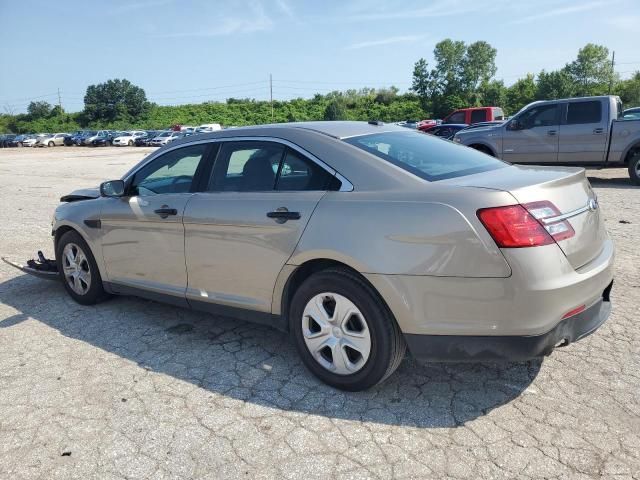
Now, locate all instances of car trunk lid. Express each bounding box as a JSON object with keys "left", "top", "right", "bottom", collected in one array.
[{"left": 442, "top": 165, "right": 606, "bottom": 269}]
